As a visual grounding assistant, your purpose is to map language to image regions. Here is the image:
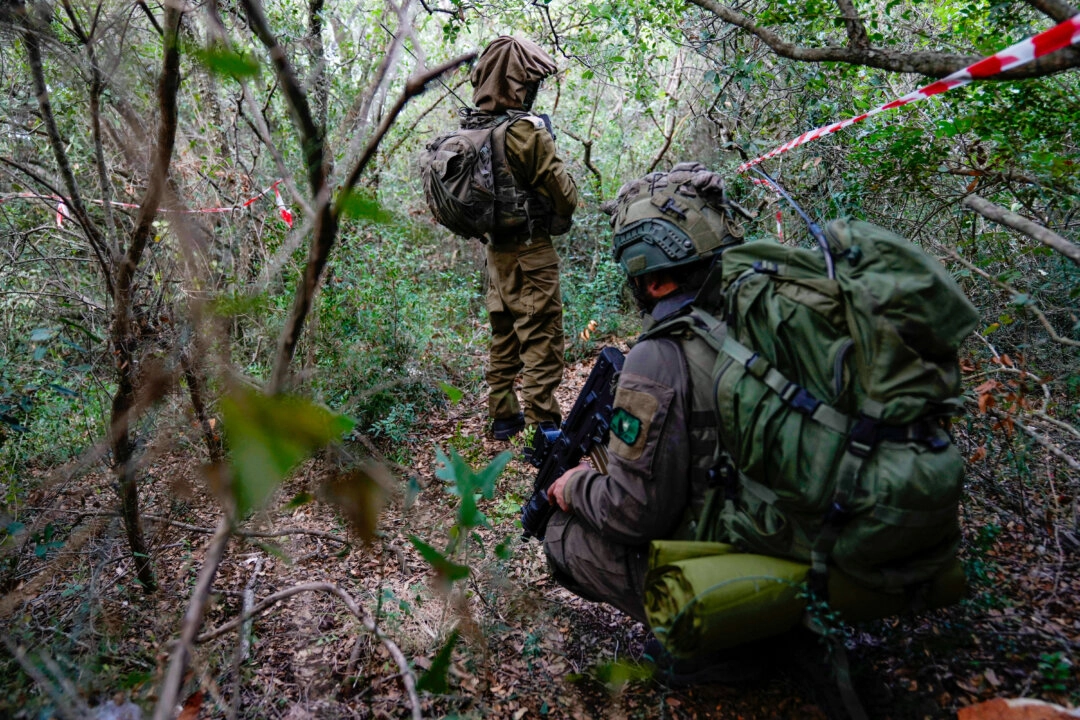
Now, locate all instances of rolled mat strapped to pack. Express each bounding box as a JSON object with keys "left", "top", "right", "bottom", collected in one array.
[{"left": 644, "top": 540, "right": 966, "bottom": 659}]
